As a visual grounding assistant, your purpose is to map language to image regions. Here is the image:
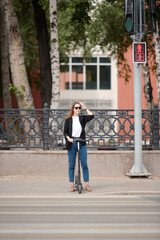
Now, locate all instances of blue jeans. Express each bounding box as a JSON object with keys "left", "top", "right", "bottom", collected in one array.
[{"left": 67, "top": 142, "right": 89, "bottom": 182}]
